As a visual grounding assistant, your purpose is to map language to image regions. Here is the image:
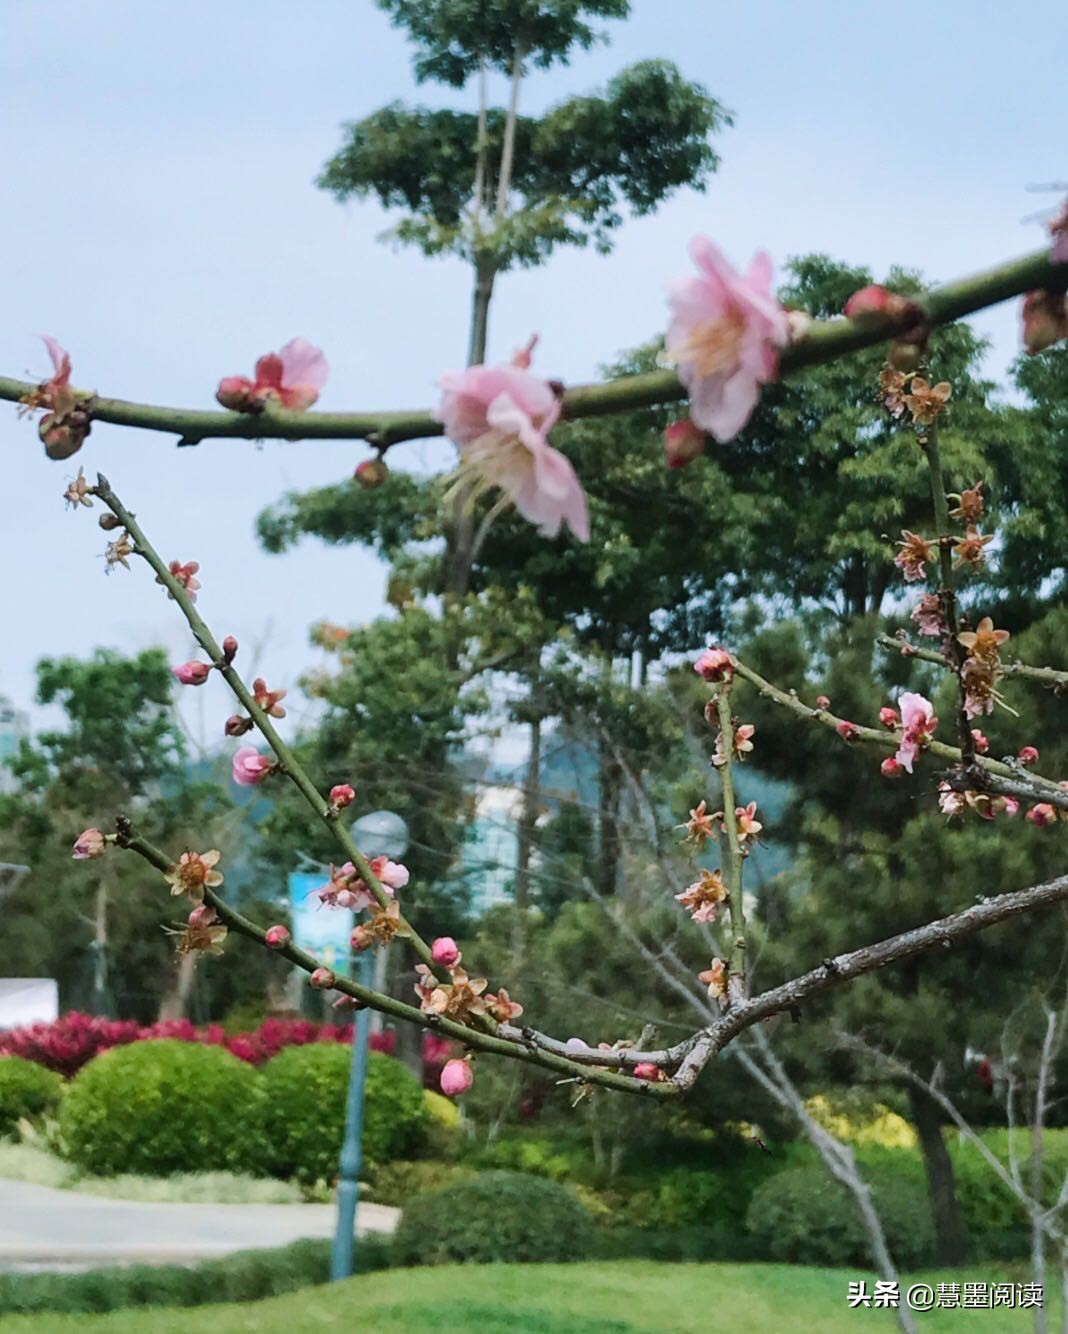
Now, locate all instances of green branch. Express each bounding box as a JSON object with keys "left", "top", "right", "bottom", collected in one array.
[
  {"left": 876, "top": 632, "right": 1068, "bottom": 690},
  {"left": 5, "top": 247, "right": 1065, "bottom": 448},
  {"left": 713, "top": 690, "right": 746, "bottom": 977}
]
